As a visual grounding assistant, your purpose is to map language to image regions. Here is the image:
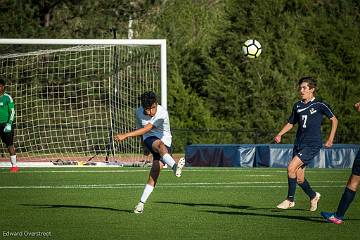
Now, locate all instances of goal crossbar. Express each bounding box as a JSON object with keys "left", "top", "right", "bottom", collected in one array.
[
  {"left": 0, "top": 38, "right": 165, "bottom": 45},
  {"left": 0, "top": 38, "right": 167, "bottom": 109}
]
